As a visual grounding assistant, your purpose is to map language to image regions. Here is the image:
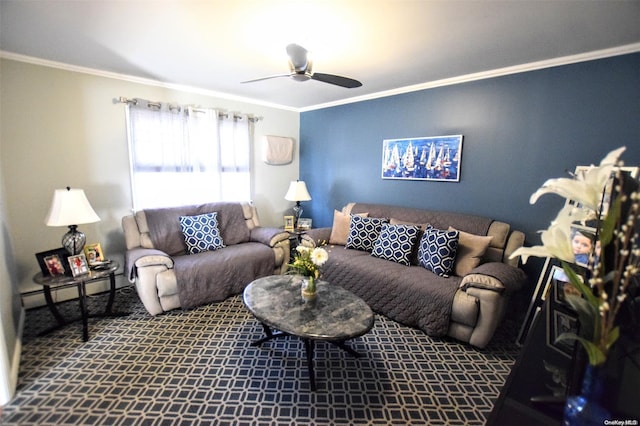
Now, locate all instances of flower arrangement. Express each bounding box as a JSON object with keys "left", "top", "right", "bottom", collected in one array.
[
  {"left": 288, "top": 245, "right": 329, "bottom": 292},
  {"left": 512, "top": 146, "right": 639, "bottom": 367}
]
